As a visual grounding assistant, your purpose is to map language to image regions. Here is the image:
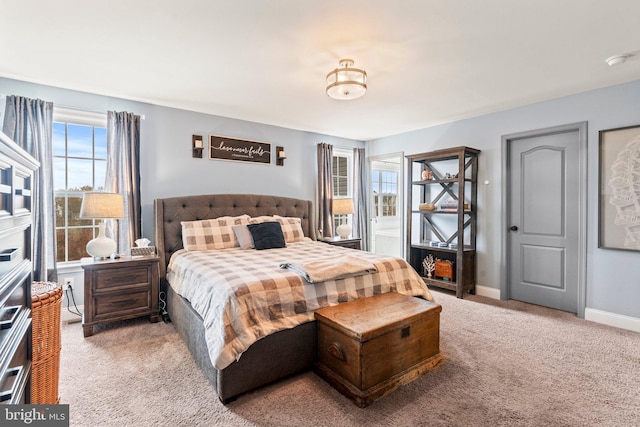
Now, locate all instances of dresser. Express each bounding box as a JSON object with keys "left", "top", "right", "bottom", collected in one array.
[
  {"left": 81, "top": 255, "right": 160, "bottom": 337},
  {"left": 0, "top": 131, "right": 39, "bottom": 404}
]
